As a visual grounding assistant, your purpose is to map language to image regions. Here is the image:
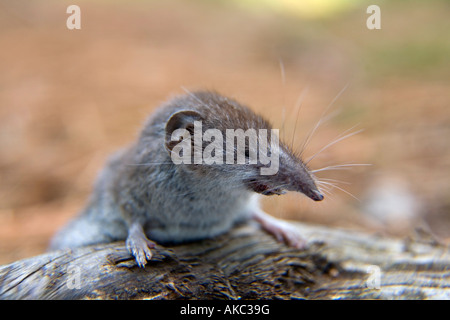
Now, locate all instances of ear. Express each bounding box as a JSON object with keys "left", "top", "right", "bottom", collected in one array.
[{"left": 165, "top": 110, "right": 203, "bottom": 152}]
